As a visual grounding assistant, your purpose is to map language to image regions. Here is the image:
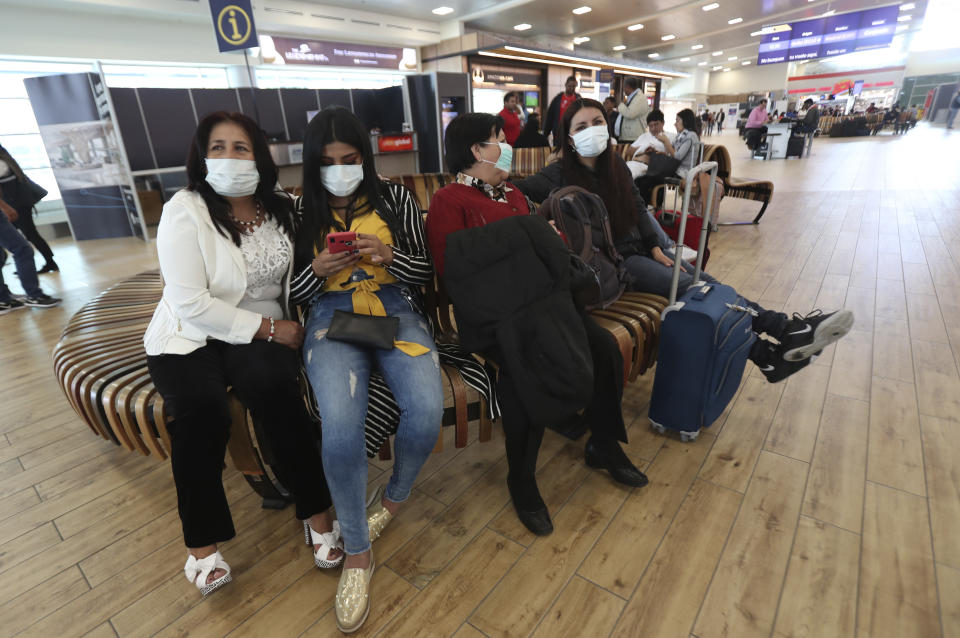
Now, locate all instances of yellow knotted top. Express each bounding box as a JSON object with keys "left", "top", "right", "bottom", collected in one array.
[{"left": 320, "top": 199, "right": 428, "bottom": 357}]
